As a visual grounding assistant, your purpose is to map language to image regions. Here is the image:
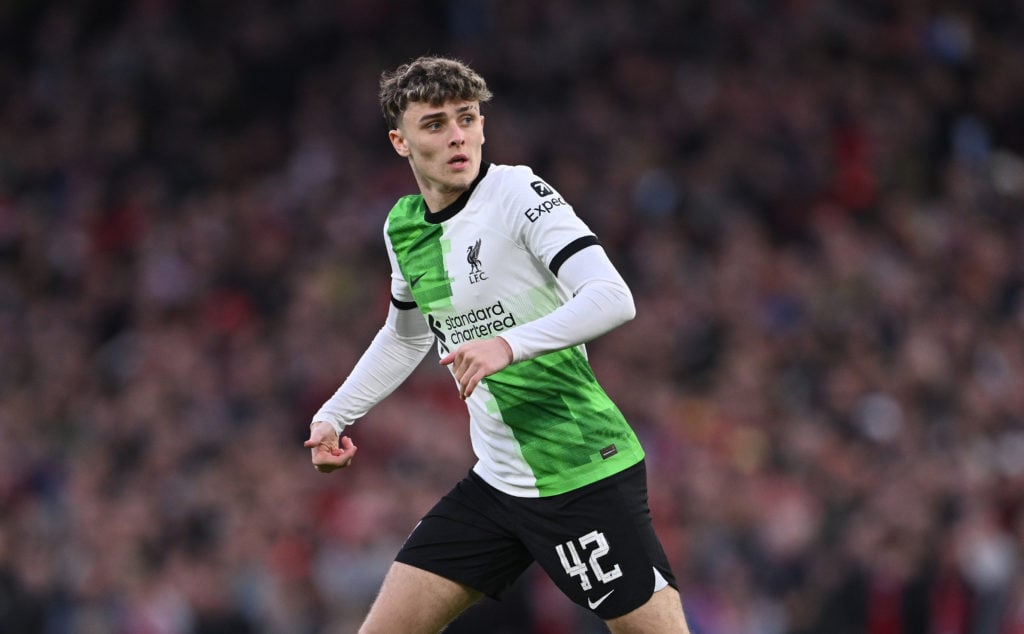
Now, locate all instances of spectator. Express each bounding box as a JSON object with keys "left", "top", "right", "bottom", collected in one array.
[{"left": 2, "top": 1, "right": 1023, "bottom": 632}]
